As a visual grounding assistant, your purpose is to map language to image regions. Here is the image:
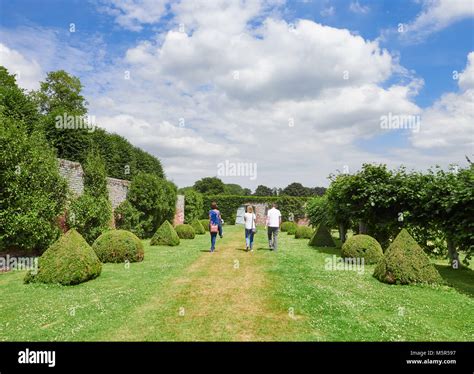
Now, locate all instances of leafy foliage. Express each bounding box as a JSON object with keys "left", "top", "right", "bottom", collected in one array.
[
  {"left": 191, "top": 219, "right": 206, "bottom": 235},
  {"left": 150, "top": 220, "right": 180, "bottom": 246},
  {"left": 24, "top": 229, "right": 102, "bottom": 286},
  {"left": 200, "top": 219, "right": 210, "bottom": 232},
  {"left": 309, "top": 224, "right": 336, "bottom": 247},
  {"left": 193, "top": 177, "right": 226, "bottom": 195},
  {"left": 373, "top": 229, "right": 442, "bottom": 285},
  {"left": 92, "top": 229, "right": 144, "bottom": 263},
  {"left": 114, "top": 200, "right": 144, "bottom": 238},
  {"left": 0, "top": 115, "right": 68, "bottom": 252},
  {"left": 128, "top": 173, "right": 177, "bottom": 238},
  {"left": 294, "top": 226, "right": 314, "bottom": 239},
  {"left": 254, "top": 185, "right": 274, "bottom": 196},
  {"left": 175, "top": 224, "right": 196, "bottom": 239},
  {"left": 280, "top": 221, "right": 296, "bottom": 233},
  {"left": 184, "top": 189, "right": 204, "bottom": 223},
  {"left": 341, "top": 235, "right": 383, "bottom": 264}
]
